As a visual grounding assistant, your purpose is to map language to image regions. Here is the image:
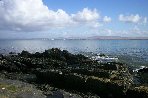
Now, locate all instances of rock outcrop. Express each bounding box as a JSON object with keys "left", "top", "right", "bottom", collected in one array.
[{"left": 0, "top": 48, "right": 147, "bottom": 98}]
